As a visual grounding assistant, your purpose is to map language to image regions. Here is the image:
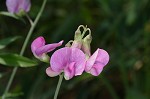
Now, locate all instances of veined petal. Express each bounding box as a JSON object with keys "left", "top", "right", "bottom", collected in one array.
[
  {"left": 85, "top": 49, "right": 99, "bottom": 72},
  {"left": 46, "top": 67, "right": 61, "bottom": 77},
  {"left": 50, "top": 47, "right": 86, "bottom": 79},
  {"left": 64, "top": 62, "right": 75, "bottom": 80},
  {"left": 50, "top": 47, "right": 71, "bottom": 72},
  {"left": 6, "top": 0, "right": 18, "bottom": 13},
  {"left": 70, "top": 48, "right": 86, "bottom": 76},
  {"left": 88, "top": 63, "right": 104, "bottom": 76},
  {"left": 96, "top": 49, "right": 109, "bottom": 67},
  {"left": 6, "top": 0, "right": 31, "bottom": 13},
  {"left": 20, "top": 0, "right": 31, "bottom": 12},
  {"left": 31, "top": 36, "right": 63, "bottom": 62},
  {"left": 35, "top": 40, "right": 63, "bottom": 57},
  {"left": 85, "top": 48, "right": 109, "bottom": 76},
  {"left": 31, "top": 36, "right": 45, "bottom": 58}
]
